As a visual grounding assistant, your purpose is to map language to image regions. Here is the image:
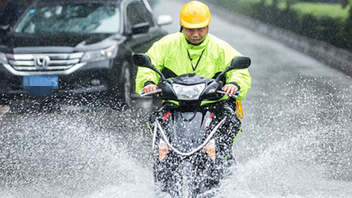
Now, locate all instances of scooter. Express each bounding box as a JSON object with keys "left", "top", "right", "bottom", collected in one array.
[{"left": 133, "top": 53, "right": 251, "bottom": 197}]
